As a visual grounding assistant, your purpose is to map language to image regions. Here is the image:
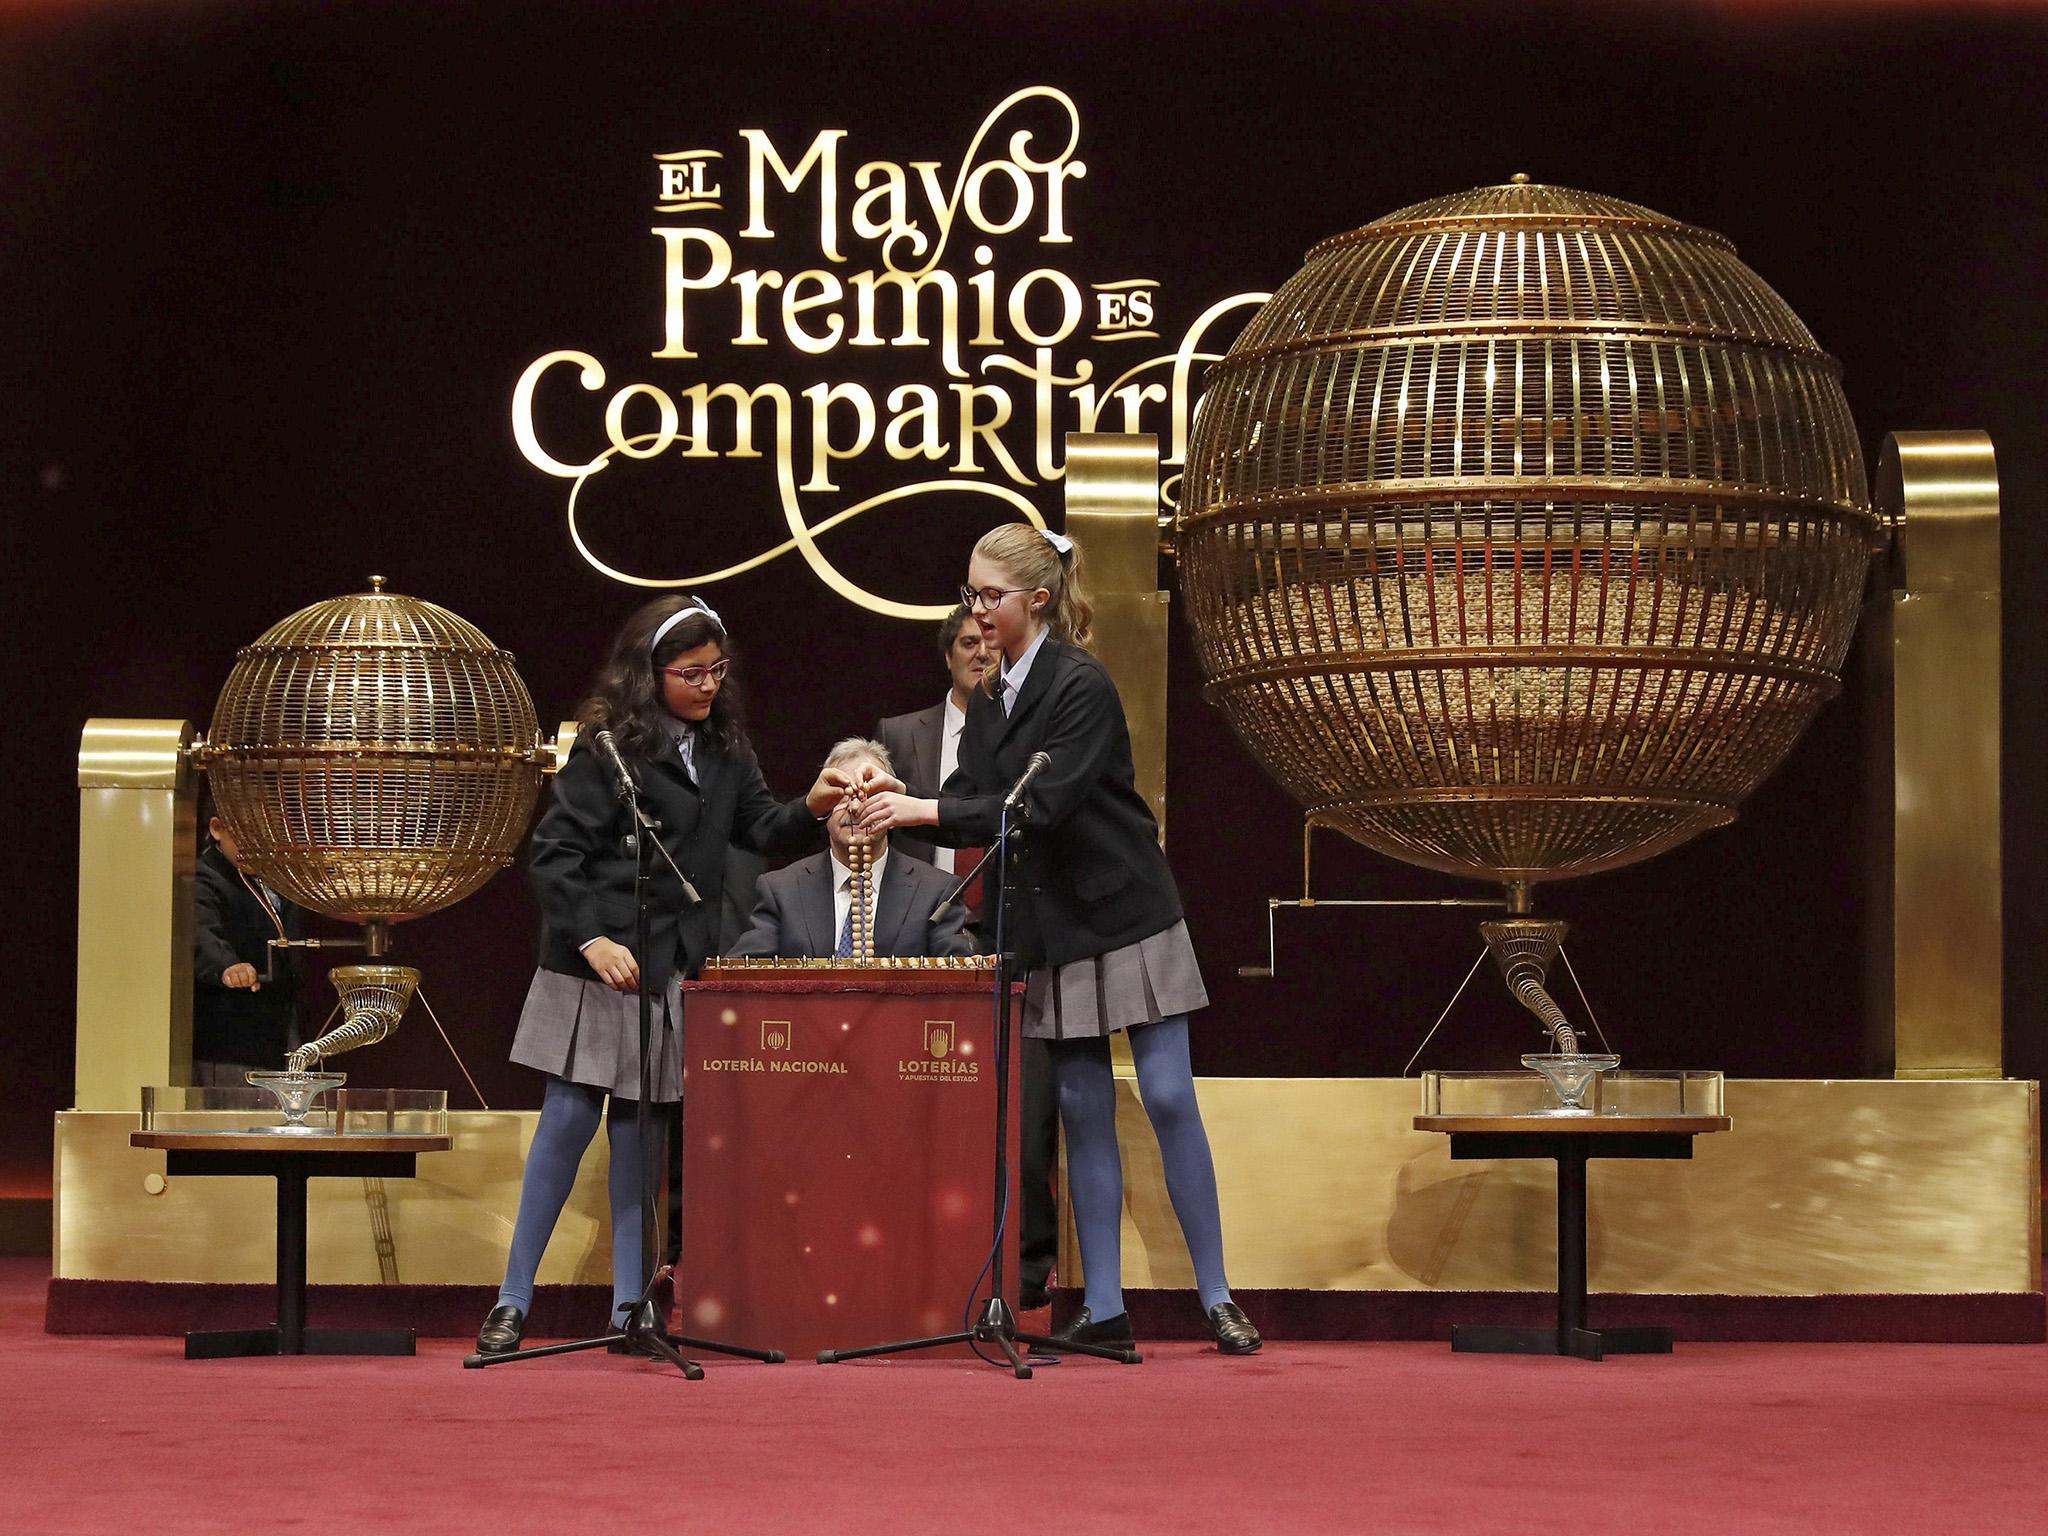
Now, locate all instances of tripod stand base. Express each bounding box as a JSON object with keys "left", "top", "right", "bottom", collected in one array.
[
  {"left": 461, "top": 1281, "right": 783, "bottom": 1376},
  {"left": 815, "top": 1297, "right": 1142, "bottom": 1379},
  {"left": 463, "top": 1330, "right": 703, "bottom": 1377}
]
